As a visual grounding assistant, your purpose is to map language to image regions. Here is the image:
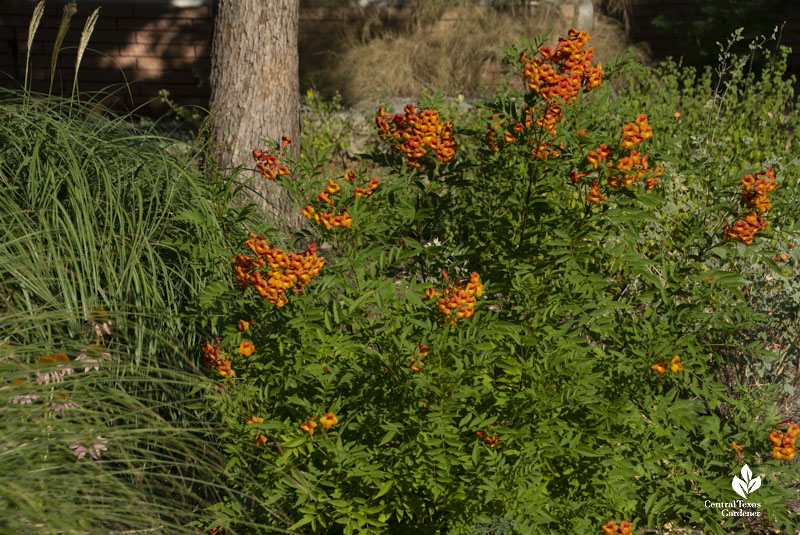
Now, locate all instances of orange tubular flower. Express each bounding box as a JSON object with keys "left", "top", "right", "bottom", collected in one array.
[
  {"left": 651, "top": 360, "right": 667, "bottom": 374},
  {"left": 618, "top": 521, "right": 633, "bottom": 535},
  {"left": 325, "top": 180, "right": 341, "bottom": 195},
  {"left": 238, "top": 340, "right": 255, "bottom": 357},
  {"left": 319, "top": 412, "right": 339, "bottom": 430},
  {"left": 670, "top": 355, "right": 683, "bottom": 372},
  {"left": 587, "top": 180, "right": 606, "bottom": 205},
  {"left": 317, "top": 191, "right": 334, "bottom": 207},
  {"left": 217, "top": 358, "right": 234, "bottom": 377},
  {"left": 476, "top": 430, "right": 498, "bottom": 447},
  {"left": 280, "top": 135, "right": 292, "bottom": 152},
  {"left": 253, "top": 433, "right": 268, "bottom": 446},
  {"left": 202, "top": 340, "right": 220, "bottom": 370},
  {"left": 410, "top": 345, "right": 428, "bottom": 371},
  {"left": 238, "top": 320, "right": 250, "bottom": 331},
  {"left": 425, "top": 286, "right": 443, "bottom": 299},
  {"left": 301, "top": 204, "right": 315, "bottom": 219},
  {"left": 601, "top": 521, "right": 618, "bottom": 535},
  {"left": 246, "top": 416, "right": 264, "bottom": 425},
  {"left": 300, "top": 418, "right": 318, "bottom": 436},
  {"left": 586, "top": 144, "right": 611, "bottom": 169},
  {"left": 732, "top": 441, "right": 745, "bottom": 462}
]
